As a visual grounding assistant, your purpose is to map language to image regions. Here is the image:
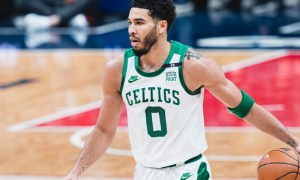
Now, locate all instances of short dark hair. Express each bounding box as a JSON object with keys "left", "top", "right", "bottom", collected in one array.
[{"left": 130, "top": 0, "right": 176, "bottom": 32}]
